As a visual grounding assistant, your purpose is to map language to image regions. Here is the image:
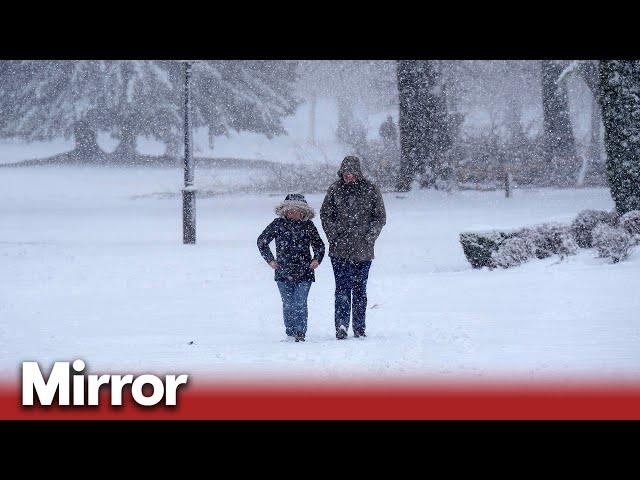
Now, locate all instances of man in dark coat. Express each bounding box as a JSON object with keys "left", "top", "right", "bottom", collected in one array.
[{"left": 320, "top": 156, "right": 386, "bottom": 339}]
